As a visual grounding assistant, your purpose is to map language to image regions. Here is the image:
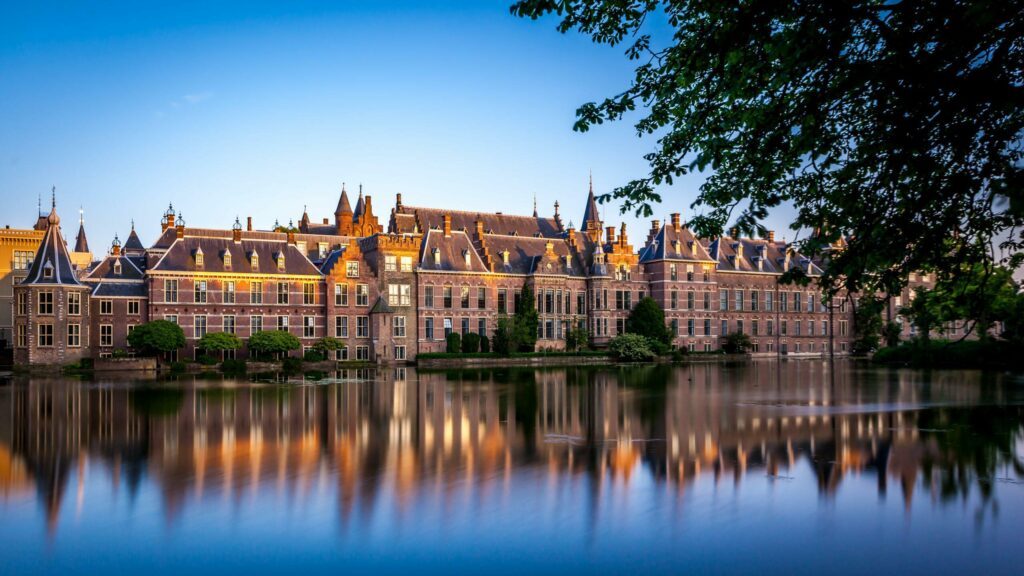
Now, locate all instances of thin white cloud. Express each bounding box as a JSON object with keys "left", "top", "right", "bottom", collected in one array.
[{"left": 182, "top": 92, "right": 213, "bottom": 104}]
